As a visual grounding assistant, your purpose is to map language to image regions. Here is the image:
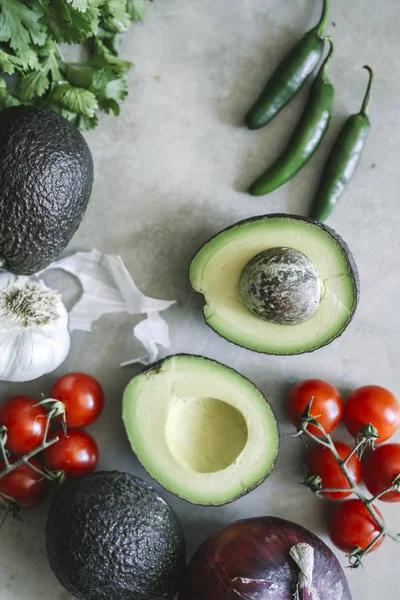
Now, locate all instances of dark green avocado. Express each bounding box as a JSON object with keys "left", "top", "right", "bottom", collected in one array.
[
  {"left": 45, "top": 471, "right": 186, "bottom": 600},
  {"left": 0, "top": 106, "right": 93, "bottom": 275}
]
